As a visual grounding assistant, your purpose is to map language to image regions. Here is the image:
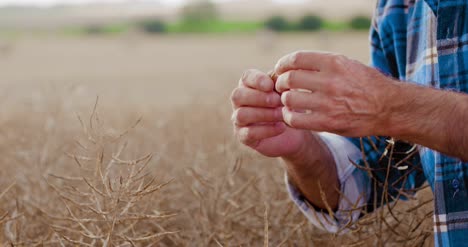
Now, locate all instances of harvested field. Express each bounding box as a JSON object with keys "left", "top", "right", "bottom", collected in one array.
[{"left": 0, "top": 32, "right": 433, "bottom": 246}]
